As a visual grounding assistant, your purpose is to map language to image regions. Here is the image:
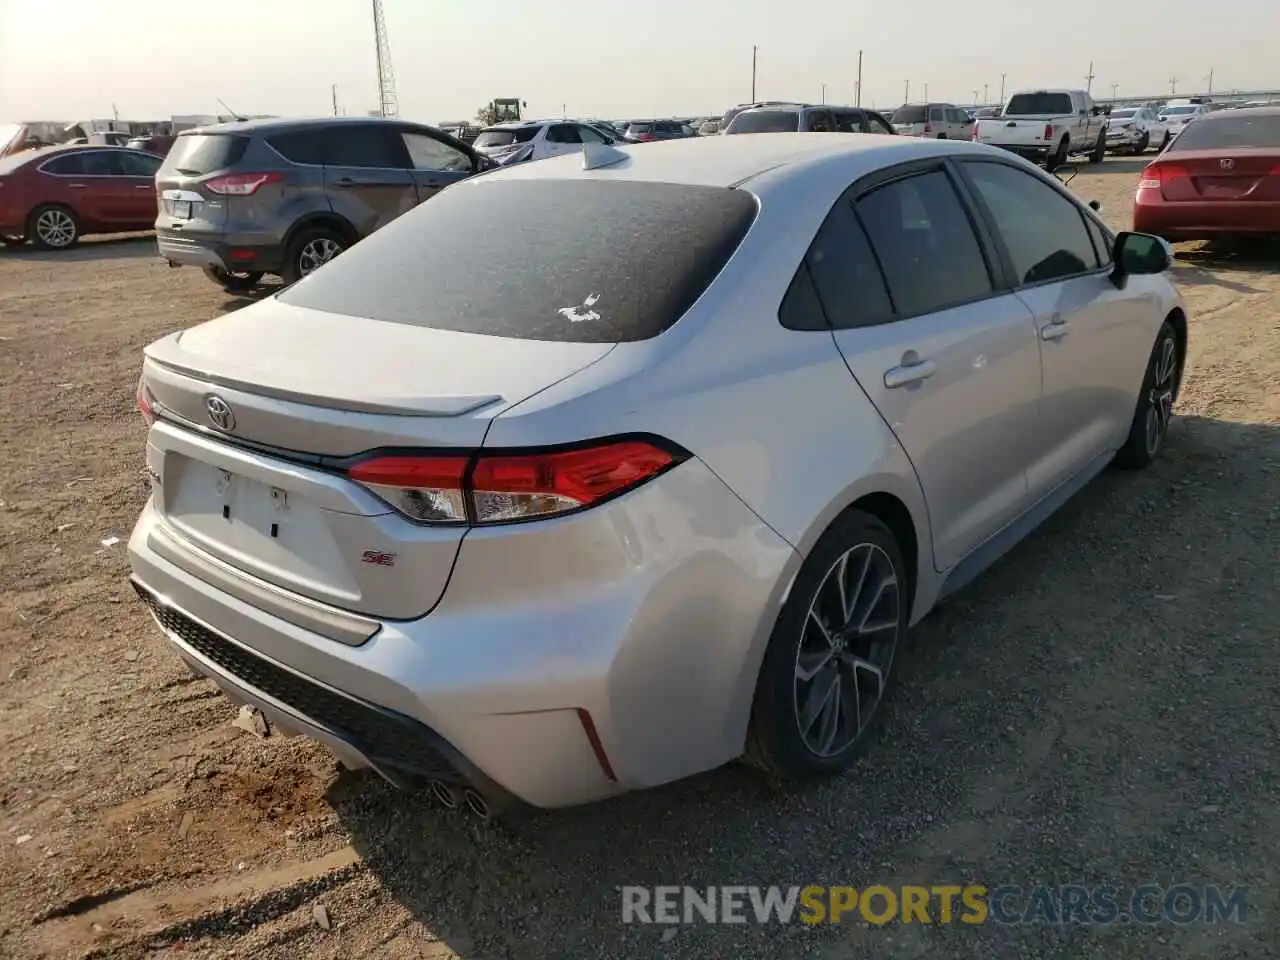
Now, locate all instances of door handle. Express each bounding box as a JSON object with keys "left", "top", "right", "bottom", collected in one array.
[
  {"left": 68, "top": 183, "right": 86, "bottom": 189},
  {"left": 884, "top": 359, "right": 936, "bottom": 389},
  {"left": 1040, "top": 319, "right": 1070, "bottom": 341},
  {"left": 134, "top": 184, "right": 153, "bottom": 190},
  {"left": 334, "top": 177, "right": 359, "bottom": 187}
]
